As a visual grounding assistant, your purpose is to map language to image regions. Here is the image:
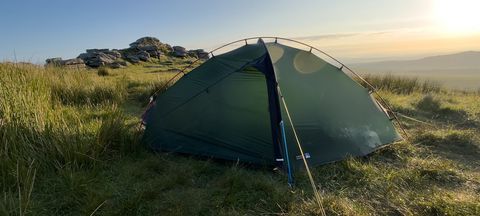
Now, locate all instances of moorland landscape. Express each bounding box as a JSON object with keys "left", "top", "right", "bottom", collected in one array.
[{"left": 1, "top": 36, "right": 479, "bottom": 215}]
